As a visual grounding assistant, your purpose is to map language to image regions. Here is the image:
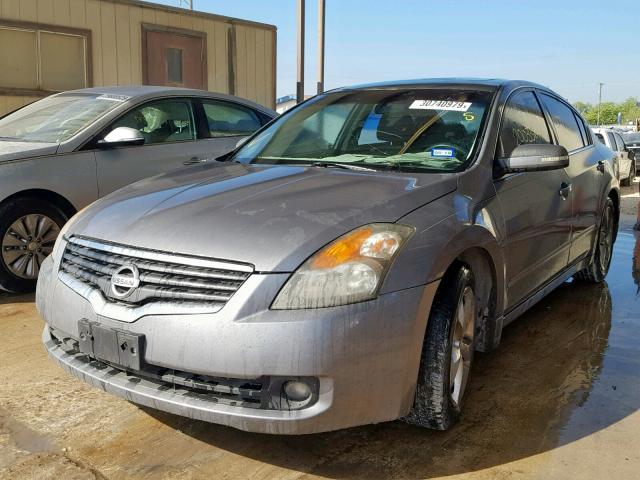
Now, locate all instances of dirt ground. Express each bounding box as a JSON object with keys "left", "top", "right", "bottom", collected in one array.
[{"left": 1, "top": 187, "right": 639, "bottom": 480}]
